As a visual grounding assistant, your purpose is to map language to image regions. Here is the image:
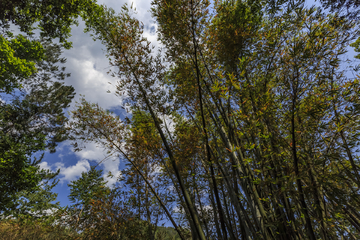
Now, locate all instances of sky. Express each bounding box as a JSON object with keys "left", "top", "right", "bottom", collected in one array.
[
  {"left": 38, "top": 0, "right": 159, "bottom": 208},
  {"left": 34, "top": 0, "right": 359, "bottom": 211}
]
